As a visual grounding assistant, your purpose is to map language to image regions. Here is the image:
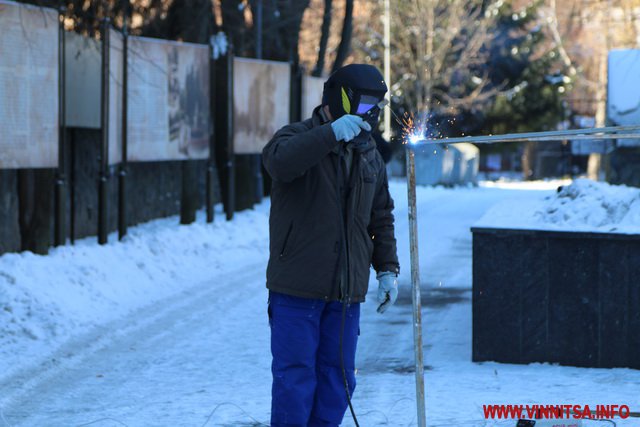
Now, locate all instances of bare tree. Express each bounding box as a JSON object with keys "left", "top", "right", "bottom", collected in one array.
[
  {"left": 313, "top": 0, "right": 333, "bottom": 76},
  {"left": 276, "top": 0, "right": 312, "bottom": 63},
  {"left": 539, "top": 0, "right": 640, "bottom": 179},
  {"left": 389, "top": 0, "right": 500, "bottom": 115},
  {"left": 332, "top": 0, "right": 354, "bottom": 72}
]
